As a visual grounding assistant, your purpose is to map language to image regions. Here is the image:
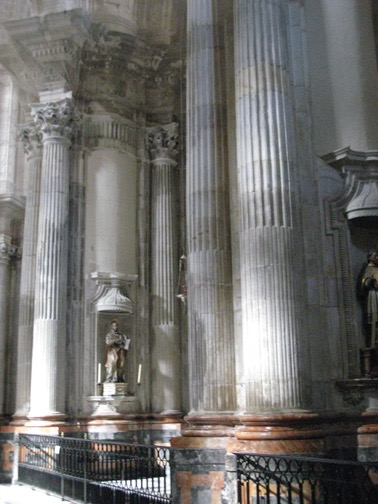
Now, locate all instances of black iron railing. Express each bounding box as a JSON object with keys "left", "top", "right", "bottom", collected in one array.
[
  {"left": 18, "top": 434, "right": 171, "bottom": 503},
  {"left": 236, "top": 453, "right": 378, "bottom": 504}
]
